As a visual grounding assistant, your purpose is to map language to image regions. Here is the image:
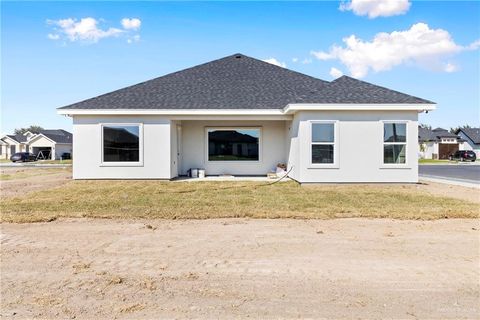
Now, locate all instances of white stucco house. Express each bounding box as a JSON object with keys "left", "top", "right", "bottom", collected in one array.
[
  {"left": 57, "top": 53, "right": 435, "bottom": 182},
  {"left": 0, "top": 130, "right": 73, "bottom": 160},
  {"left": 455, "top": 127, "right": 480, "bottom": 157}
]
